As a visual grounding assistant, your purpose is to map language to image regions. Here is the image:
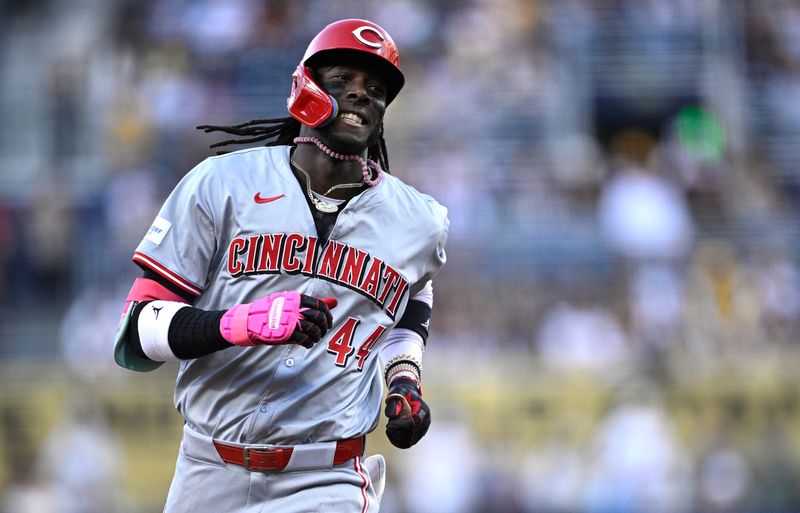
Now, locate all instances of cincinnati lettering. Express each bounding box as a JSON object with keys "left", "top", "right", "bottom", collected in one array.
[{"left": 227, "top": 233, "right": 408, "bottom": 319}]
